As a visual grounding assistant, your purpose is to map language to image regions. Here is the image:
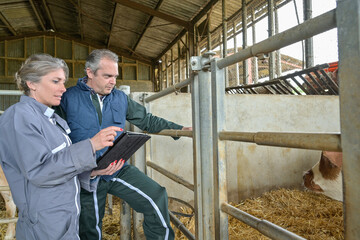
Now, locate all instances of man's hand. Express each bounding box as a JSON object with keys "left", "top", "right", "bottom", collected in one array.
[
  {"left": 91, "top": 159, "right": 125, "bottom": 176},
  {"left": 90, "top": 126, "right": 123, "bottom": 152},
  {"left": 181, "top": 127, "right": 192, "bottom": 131}
]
